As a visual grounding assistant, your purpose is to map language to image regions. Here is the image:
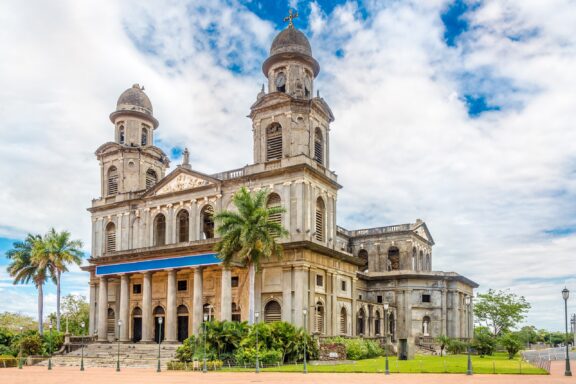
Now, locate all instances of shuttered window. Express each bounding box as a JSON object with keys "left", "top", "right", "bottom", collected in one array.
[
  {"left": 340, "top": 307, "right": 347, "bottom": 335},
  {"left": 266, "top": 124, "right": 282, "bottom": 161},
  {"left": 141, "top": 127, "right": 148, "bottom": 146},
  {"left": 315, "top": 302, "right": 325, "bottom": 334},
  {"left": 314, "top": 128, "right": 323, "bottom": 165},
  {"left": 105, "top": 223, "right": 116, "bottom": 253},
  {"left": 154, "top": 214, "right": 166, "bottom": 246},
  {"left": 177, "top": 210, "right": 189, "bottom": 242},
  {"left": 146, "top": 169, "right": 157, "bottom": 189},
  {"left": 315, "top": 198, "right": 325, "bottom": 242},
  {"left": 267, "top": 193, "right": 282, "bottom": 227},
  {"left": 264, "top": 300, "right": 281, "bottom": 323},
  {"left": 107, "top": 167, "right": 118, "bottom": 195}
]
